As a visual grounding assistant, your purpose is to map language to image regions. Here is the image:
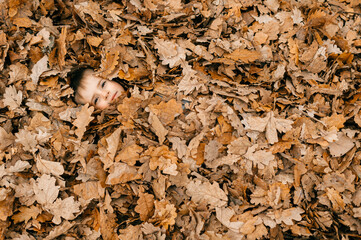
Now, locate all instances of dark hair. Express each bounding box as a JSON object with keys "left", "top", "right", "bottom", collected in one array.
[{"left": 67, "top": 66, "right": 92, "bottom": 93}]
